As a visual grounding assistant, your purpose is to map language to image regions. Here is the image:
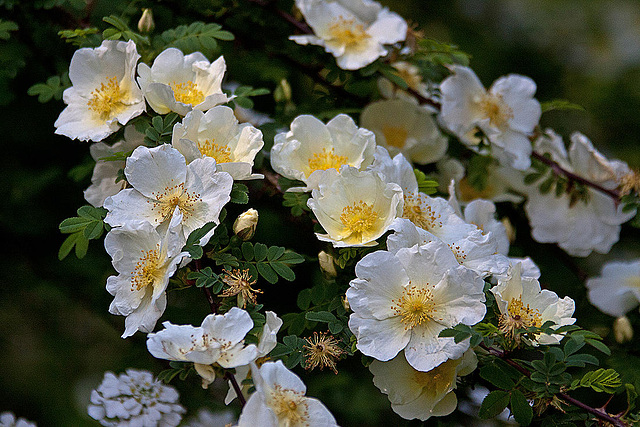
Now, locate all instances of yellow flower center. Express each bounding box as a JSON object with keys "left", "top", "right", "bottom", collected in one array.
[
  {"left": 150, "top": 182, "right": 201, "bottom": 223},
  {"left": 170, "top": 80, "right": 205, "bottom": 105},
  {"left": 402, "top": 193, "right": 443, "bottom": 232},
  {"left": 131, "top": 246, "right": 163, "bottom": 291},
  {"left": 307, "top": 148, "right": 348, "bottom": 175},
  {"left": 197, "top": 139, "right": 233, "bottom": 163},
  {"left": 479, "top": 94, "right": 513, "bottom": 128},
  {"left": 340, "top": 200, "right": 378, "bottom": 235},
  {"left": 270, "top": 385, "right": 308, "bottom": 425},
  {"left": 382, "top": 125, "right": 408, "bottom": 149},
  {"left": 457, "top": 176, "right": 496, "bottom": 202},
  {"left": 413, "top": 357, "right": 458, "bottom": 395},
  {"left": 499, "top": 296, "right": 542, "bottom": 338},
  {"left": 395, "top": 66, "right": 423, "bottom": 91},
  {"left": 87, "top": 76, "right": 127, "bottom": 121},
  {"left": 328, "top": 17, "right": 370, "bottom": 48},
  {"left": 391, "top": 285, "right": 440, "bottom": 330},
  {"left": 625, "top": 277, "right": 640, "bottom": 290}
]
